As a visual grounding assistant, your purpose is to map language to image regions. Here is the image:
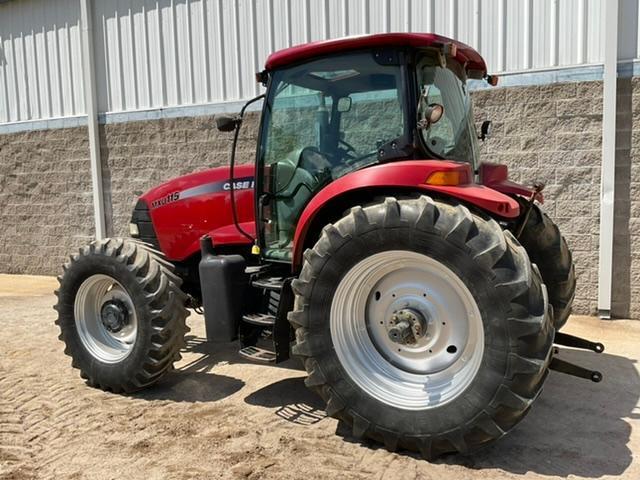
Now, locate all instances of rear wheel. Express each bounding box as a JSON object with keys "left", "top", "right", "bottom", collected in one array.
[
  {"left": 289, "top": 196, "right": 554, "bottom": 458},
  {"left": 54, "top": 238, "right": 189, "bottom": 393},
  {"left": 517, "top": 203, "right": 576, "bottom": 329}
]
